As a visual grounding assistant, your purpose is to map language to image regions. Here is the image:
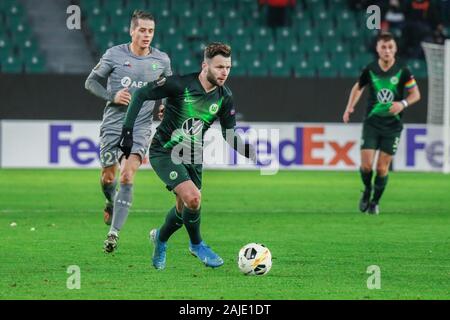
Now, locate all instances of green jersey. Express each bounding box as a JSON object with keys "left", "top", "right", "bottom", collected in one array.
[
  {"left": 358, "top": 60, "right": 417, "bottom": 129},
  {"left": 124, "top": 72, "right": 236, "bottom": 153}
]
